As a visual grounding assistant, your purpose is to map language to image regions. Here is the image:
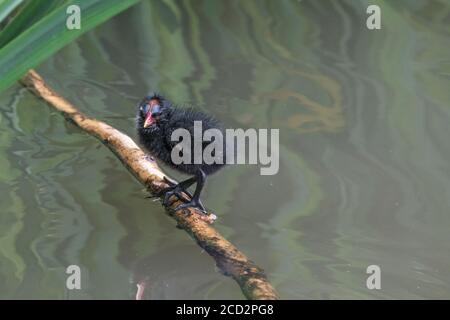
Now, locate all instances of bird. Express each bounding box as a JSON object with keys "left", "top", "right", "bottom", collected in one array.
[{"left": 136, "top": 93, "right": 227, "bottom": 214}]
